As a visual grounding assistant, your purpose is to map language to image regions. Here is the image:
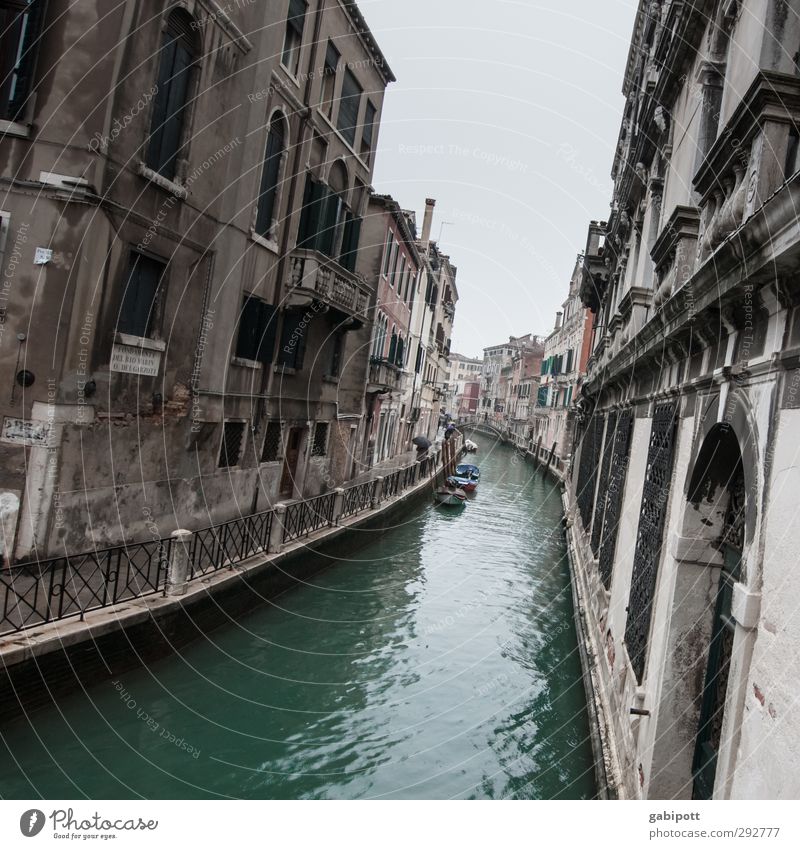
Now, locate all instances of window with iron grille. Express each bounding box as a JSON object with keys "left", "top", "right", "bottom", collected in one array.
[
  {"left": 260, "top": 420, "right": 282, "bottom": 463},
  {"left": 218, "top": 421, "right": 246, "bottom": 468},
  {"left": 311, "top": 422, "right": 328, "bottom": 457},
  {"left": 624, "top": 401, "right": 678, "bottom": 681},
  {"left": 1, "top": 0, "right": 45, "bottom": 122}
]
